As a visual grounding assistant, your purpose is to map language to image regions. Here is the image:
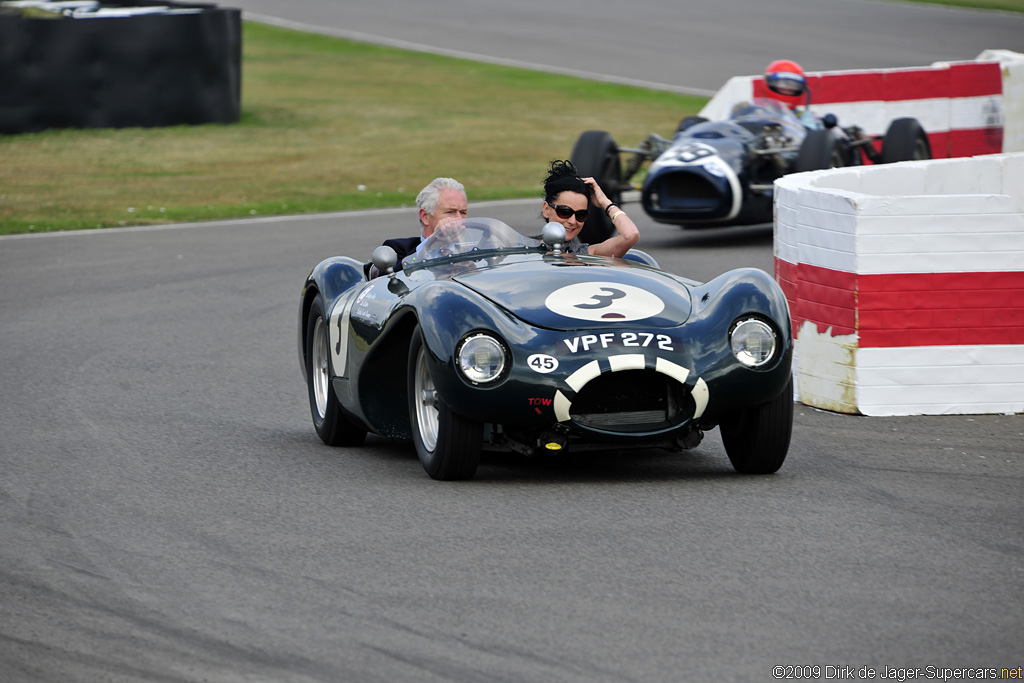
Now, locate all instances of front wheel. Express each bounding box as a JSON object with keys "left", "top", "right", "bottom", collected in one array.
[
  {"left": 408, "top": 327, "right": 482, "bottom": 480},
  {"left": 570, "top": 130, "right": 622, "bottom": 244},
  {"left": 881, "top": 117, "right": 931, "bottom": 163},
  {"left": 306, "top": 294, "right": 367, "bottom": 446},
  {"left": 719, "top": 378, "right": 793, "bottom": 474},
  {"left": 794, "top": 129, "right": 844, "bottom": 172}
]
